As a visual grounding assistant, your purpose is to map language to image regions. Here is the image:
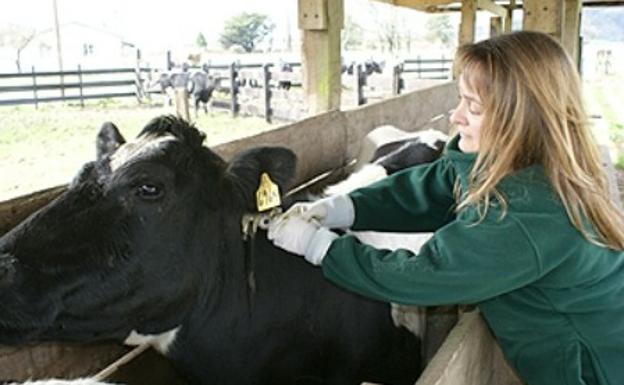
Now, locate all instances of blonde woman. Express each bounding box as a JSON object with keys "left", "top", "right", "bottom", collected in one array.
[{"left": 268, "top": 31, "right": 624, "bottom": 385}]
